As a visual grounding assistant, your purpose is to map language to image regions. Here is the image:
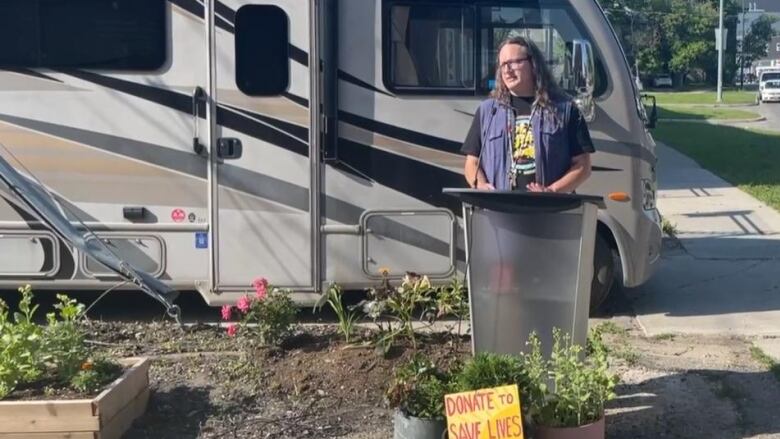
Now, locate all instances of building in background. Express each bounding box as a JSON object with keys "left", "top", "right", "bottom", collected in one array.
[{"left": 737, "top": 1, "right": 780, "bottom": 81}]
